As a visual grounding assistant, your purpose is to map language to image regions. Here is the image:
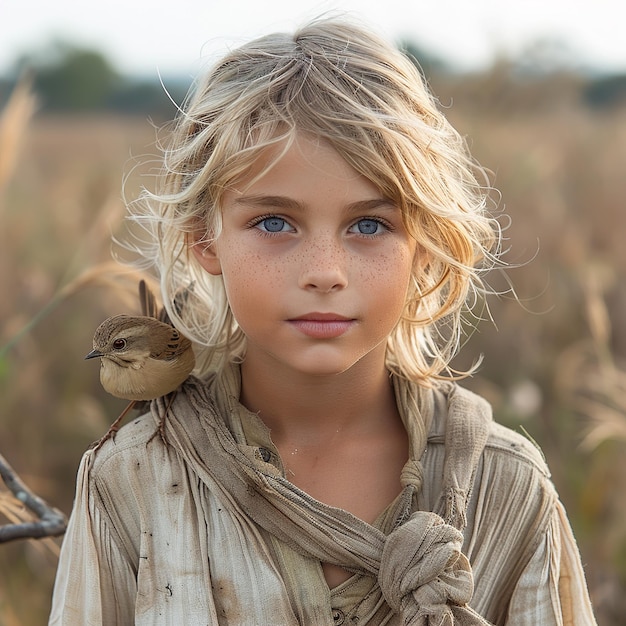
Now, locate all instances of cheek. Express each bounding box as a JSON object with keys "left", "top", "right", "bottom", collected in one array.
[
  {"left": 365, "top": 247, "right": 415, "bottom": 299},
  {"left": 219, "top": 251, "right": 287, "bottom": 319}
]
